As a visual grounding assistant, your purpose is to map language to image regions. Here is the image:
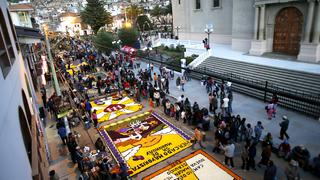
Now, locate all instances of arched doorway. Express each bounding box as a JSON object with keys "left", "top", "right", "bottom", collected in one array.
[
  {"left": 273, "top": 7, "right": 303, "bottom": 56},
  {"left": 18, "top": 106, "right": 32, "bottom": 164}
]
